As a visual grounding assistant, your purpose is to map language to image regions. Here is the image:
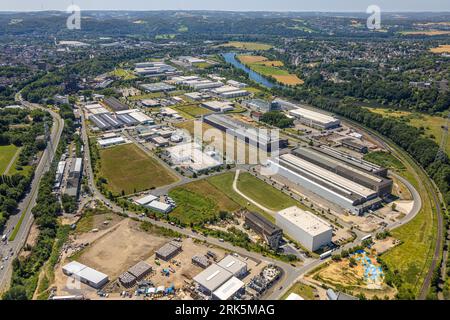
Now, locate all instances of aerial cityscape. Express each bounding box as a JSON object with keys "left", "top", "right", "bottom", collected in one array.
[{"left": 0, "top": 1, "right": 449, "bottom": 308}]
